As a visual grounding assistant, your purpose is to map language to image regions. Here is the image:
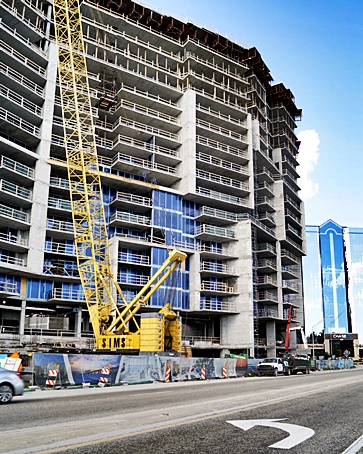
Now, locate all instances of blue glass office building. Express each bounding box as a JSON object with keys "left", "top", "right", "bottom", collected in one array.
[{"left": 303, "top": 220, "right": 363, "bottom": 358}]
